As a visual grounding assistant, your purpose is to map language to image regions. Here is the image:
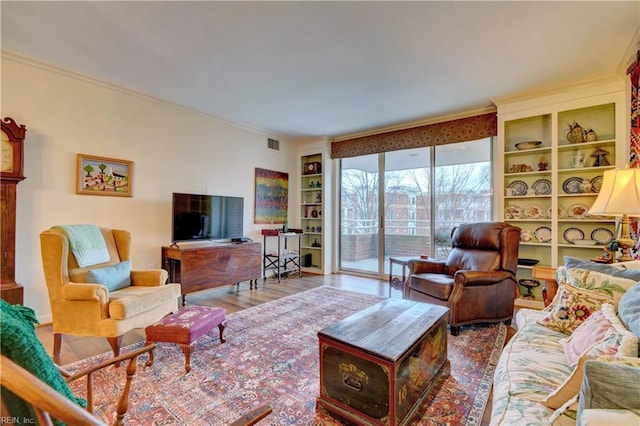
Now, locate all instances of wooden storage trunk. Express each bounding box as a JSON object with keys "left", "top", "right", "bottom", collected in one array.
[{"left": 317, "top": 299, "right": 449, "bottom": 426}]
